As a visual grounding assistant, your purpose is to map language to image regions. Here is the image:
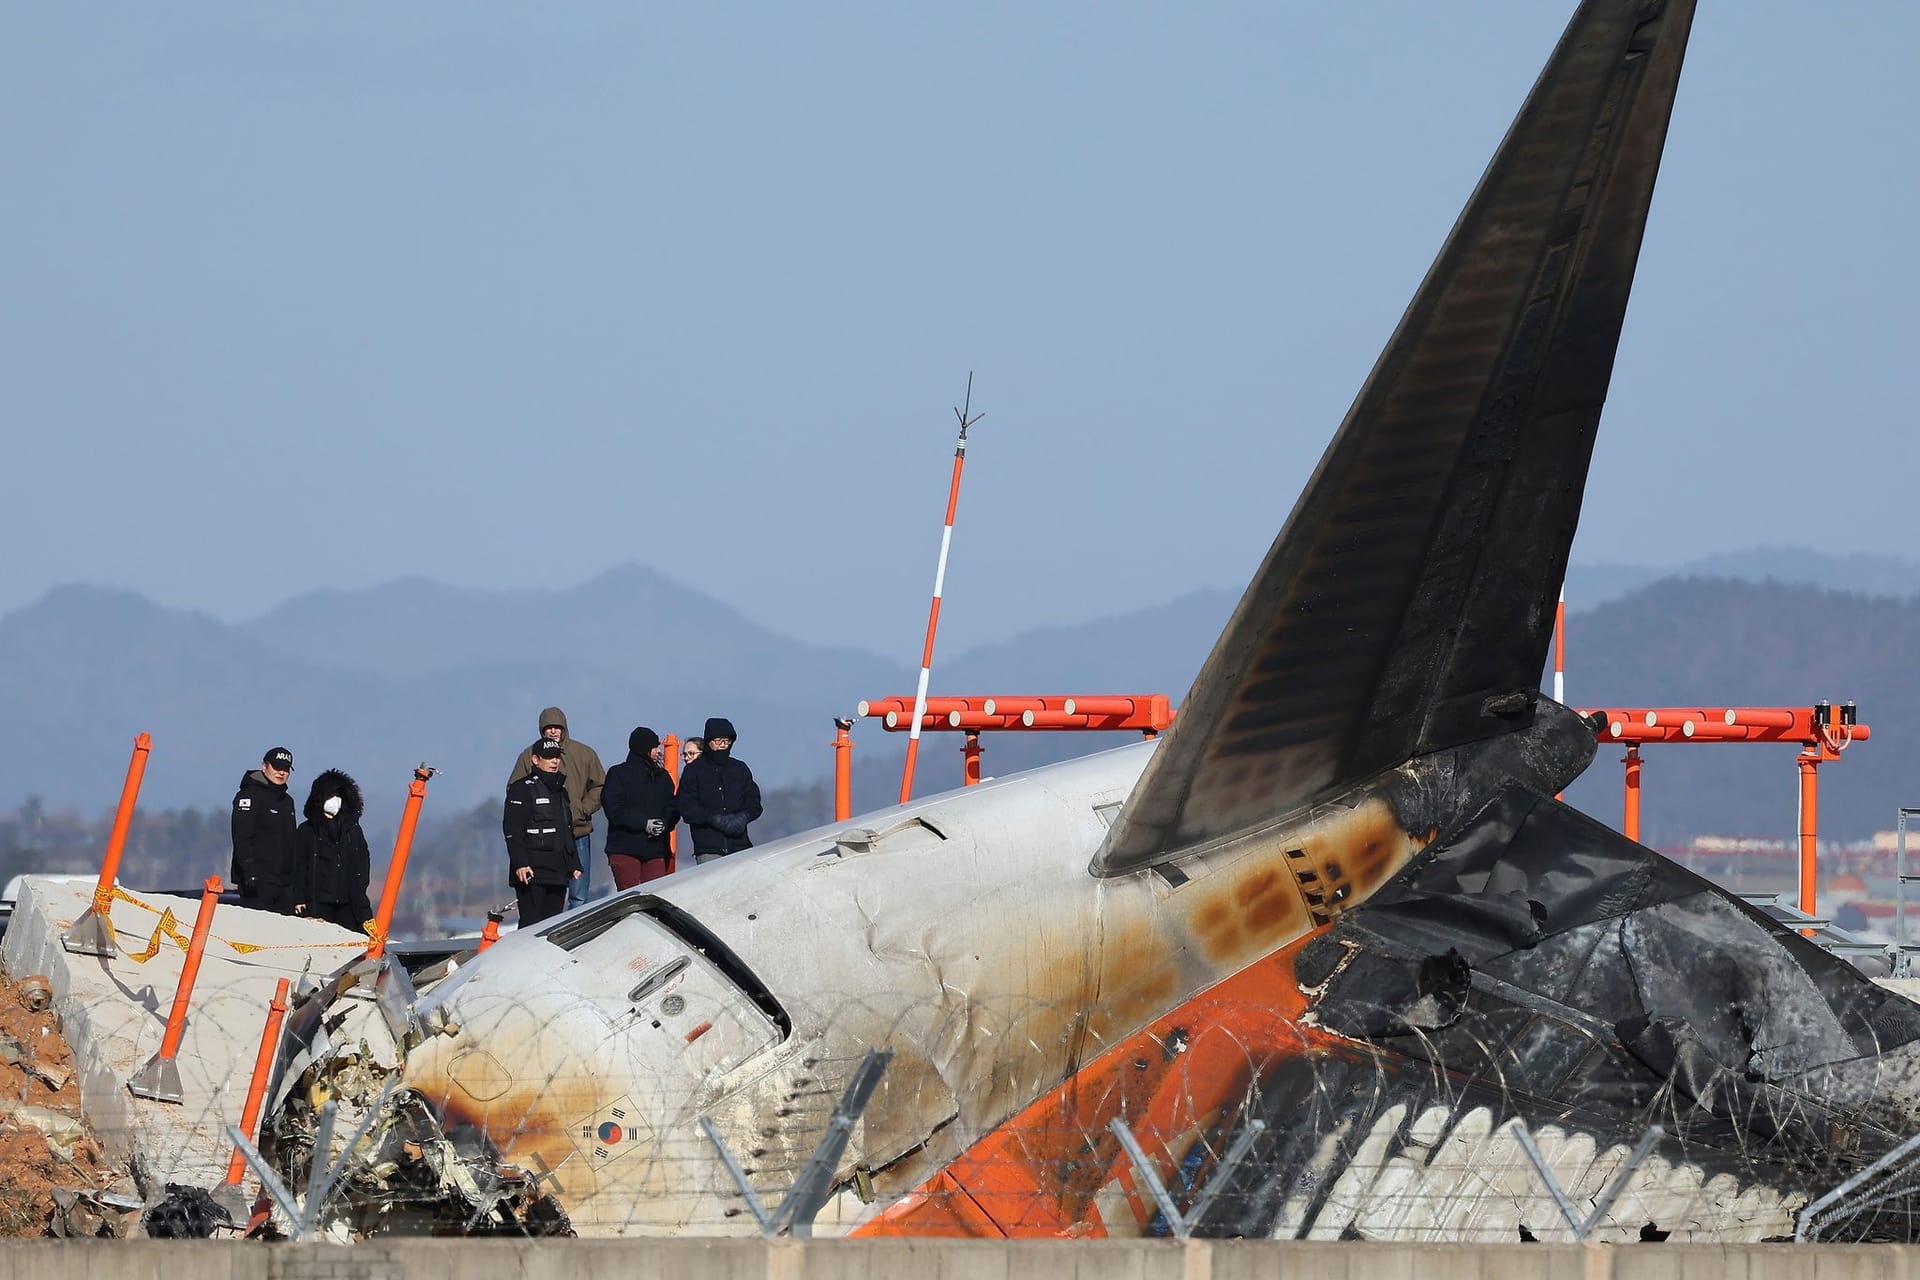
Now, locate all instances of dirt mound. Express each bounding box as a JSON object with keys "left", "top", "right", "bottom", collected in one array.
[{"left": 0, "top": 970, "right": 130, "bottom": 1236}]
